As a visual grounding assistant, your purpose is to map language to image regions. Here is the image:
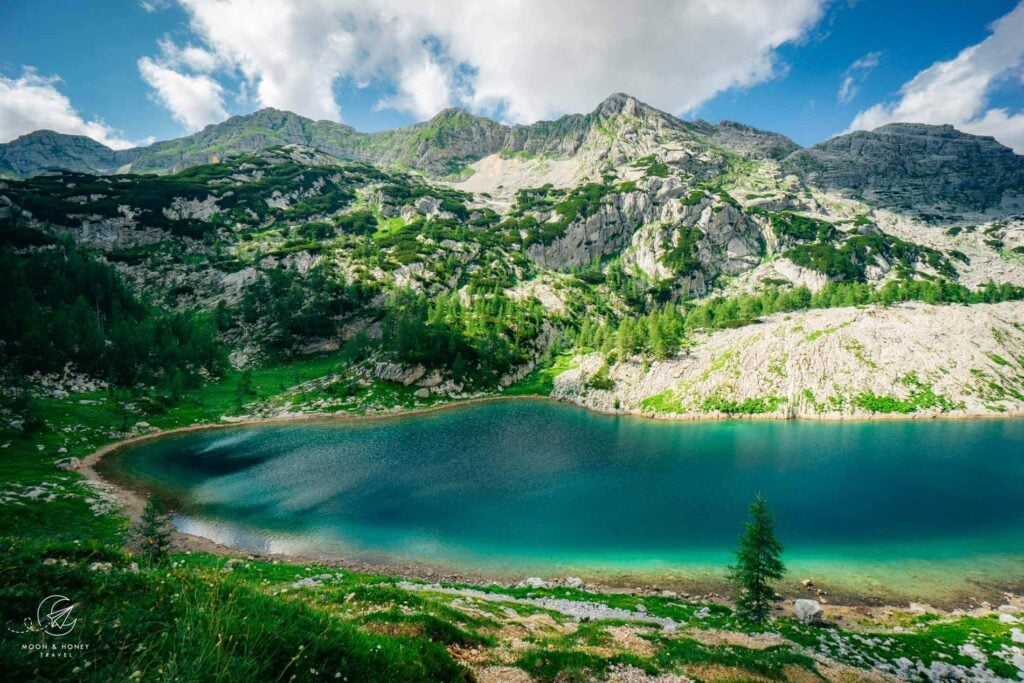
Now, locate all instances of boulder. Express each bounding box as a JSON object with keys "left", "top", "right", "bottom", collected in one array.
[
  {"left": 414, "top": 196, "right": 442, "bottom": 216},
  {"left": 794, "top": 599, "right": 823, "bottom": 625},
  {"left": 958, "top": 643, "right": 986, "bottom": 663},
  {"left": 517, "top": 577, "right": 548, "bottom": 589}
]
